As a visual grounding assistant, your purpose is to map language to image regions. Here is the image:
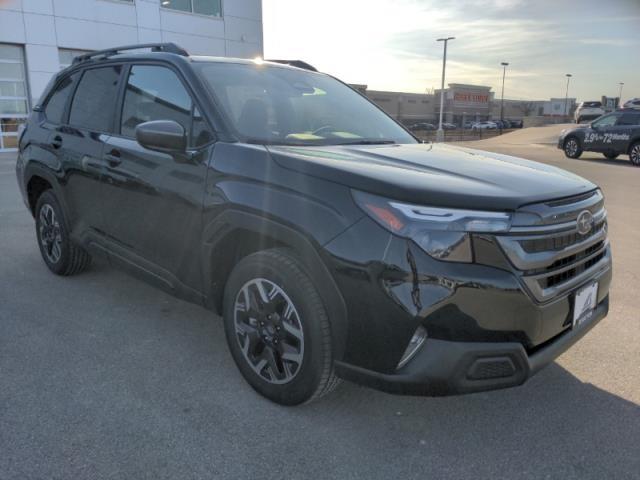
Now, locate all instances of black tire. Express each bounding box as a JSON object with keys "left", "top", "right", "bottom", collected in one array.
[
  {"left": 603, "top": 151, "right": 619, "bottom": 160},
  {"left": 629, "top": 142, "right": 640, "bottom": 166},
  {"left": 35, "top": 190, "right": 91, "bottom": 276},
  {"left": 563, "top": 136, "right": 583, "bottom": 159},
  {"left": 222, "top": 249, "right": 340, "bottom": 405}
]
